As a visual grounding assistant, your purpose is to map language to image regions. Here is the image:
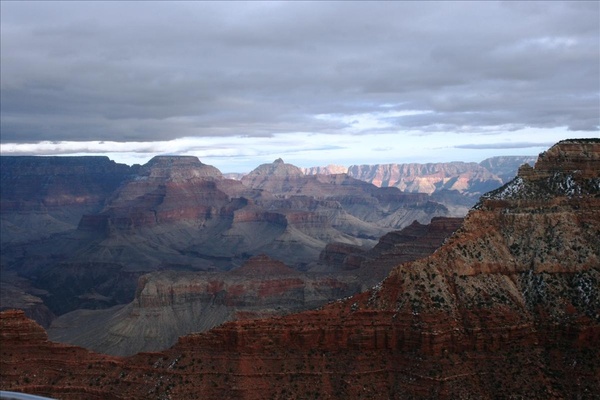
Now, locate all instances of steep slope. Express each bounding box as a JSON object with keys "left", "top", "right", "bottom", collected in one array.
[
  {"left": 1, "top": 139, "right": 597, "bottom": 399},
  {"left": 0, "top": 156, "right": 135, "bottom": 325},
  {"left": 343, "top": 156, "right": 538, "bottom": 193},
  {"left": 3, "top": 156, "right": 393, "bottom": 319},
  {"left": 300, "top": 164, "right": 348, "bottom": 175},
  {"left": 299, "top": 156, "right": 538, "bottom": 214},
  {"left": 316, "top": 217, "right": 463, "bottom": 285}
]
